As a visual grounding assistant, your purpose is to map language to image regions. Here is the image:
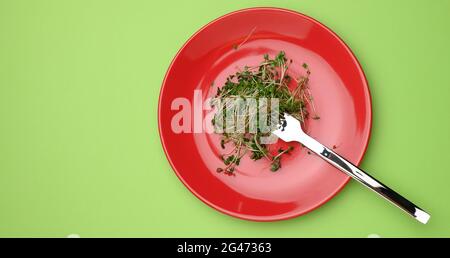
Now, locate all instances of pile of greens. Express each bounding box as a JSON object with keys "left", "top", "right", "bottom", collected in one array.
[{"left": 211, "top": 51, "right": 318, "bottom": 175}]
